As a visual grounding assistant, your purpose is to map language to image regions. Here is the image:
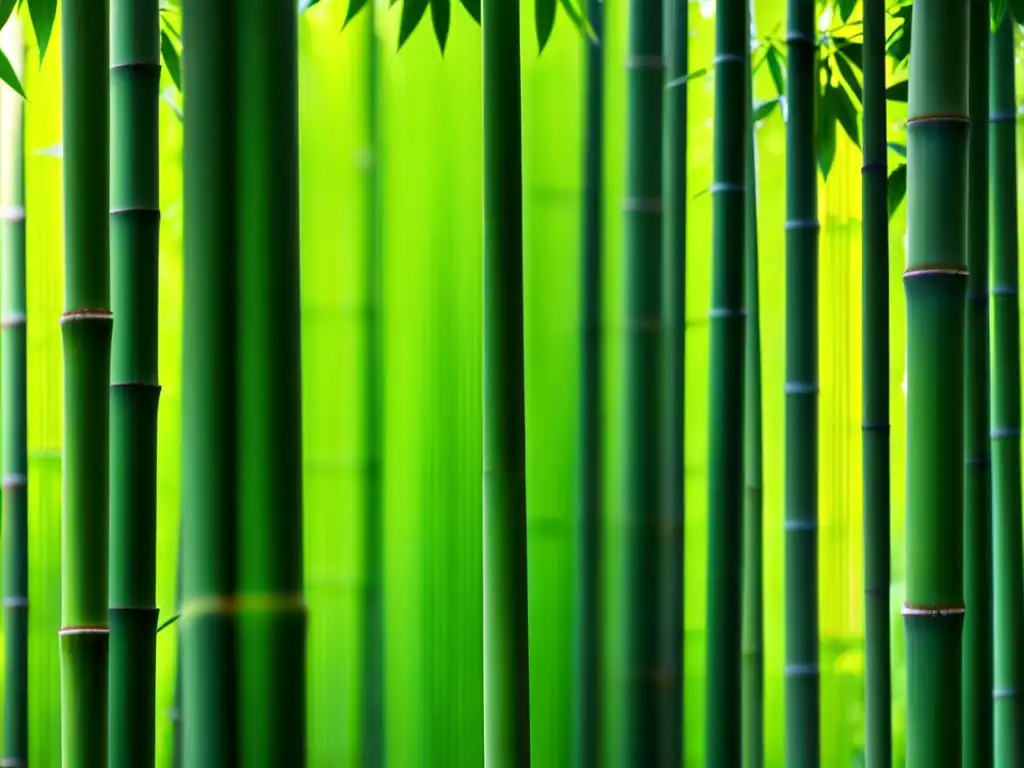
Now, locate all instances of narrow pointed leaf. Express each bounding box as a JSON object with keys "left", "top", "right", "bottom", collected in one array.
[
  {"left": 835, "top": 38, "right": 862, "bottom": 68},
  {"left": 887, "top": 163, "right": 907, "bottom": 219},
  {"left": 27, "top": 0, "right": 55, "bottom": 61},
  {"left": 766, "top": 44, "right": 786, "bottom": 97},
  {"left": 0, "top": 0, "right": 17, "bottom": 34},
  {"left": 557, "top": 0, "right": 596, "bottom": 42},
  {"left": 398, "top": 0, "right": 430, "bottom": 49},
  {"left": 298, "top": 0, "right": 320, "bottom": 10},
  {"left": 838, "top": 0, "right": 856, "bottom": 21},
  {"left": 666, "top": 66, "right": 709, "bottom": 89},
  {"left": 887, "top": 141, "right": 907, "bottom": 158},
  {"left": 458, "top": 0, "right": 479, "bottom": 23},
  {"left": 818, "top": 84, "right": 836, "bottom": 179},
  {"left": 160, "top": 31, "right": 182, "bottom": 92},
  {"left": 834, "top": 50, "right": 863, "bottom": 104},
  {"left": 0, "top": 47, "right": 23, "bottom": 98},
  {"left": 536, "top": 0, "right": 555, "bottom": 52},
  {"left": 752, "top": 98, "right": 779, "bottom": 123},
  {"left": 831, "top": 83, "right": 860, "bottom": 148},
  {"left": 431, "top": 0, "right": 449, "bottom": 51},
  {"left": 886, "top": 79, "right": 908, "bottom": 102},
  {"left": 342, "top": 0, "right": 370, "bottom": 27}
]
